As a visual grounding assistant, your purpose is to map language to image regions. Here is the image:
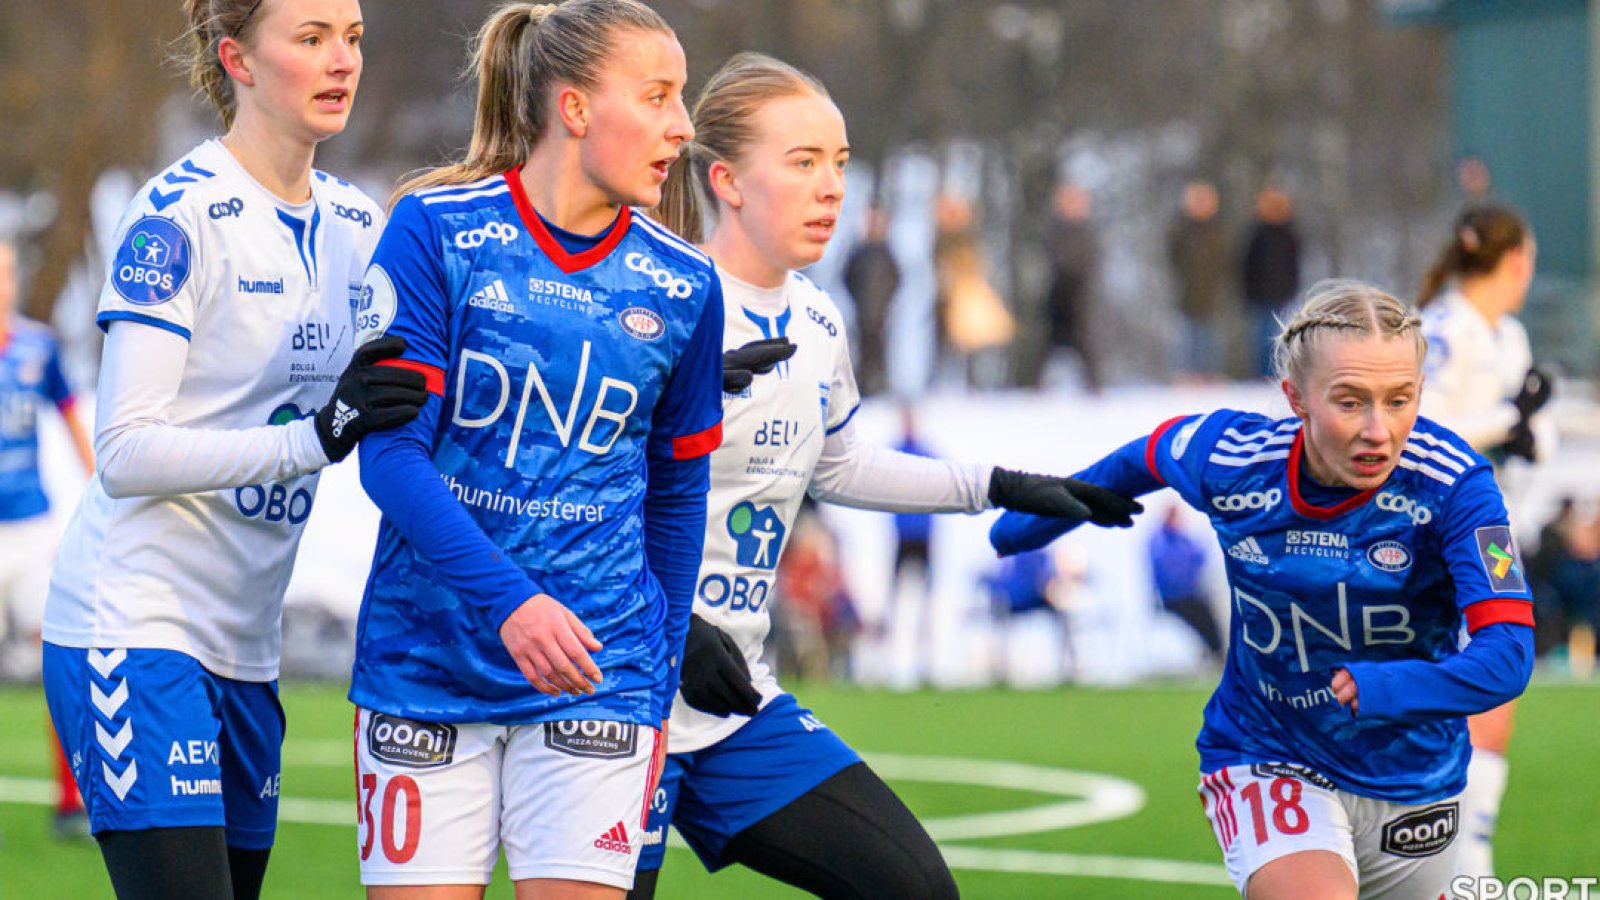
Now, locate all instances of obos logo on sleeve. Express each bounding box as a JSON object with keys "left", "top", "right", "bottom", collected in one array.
[
  {"left": 354, "top": 264, "right": 398, "bottom": 344},
  {"left": 112, "top": 216, "right": 192, "bottom": 305},
  {"left": 1475, "top": 525, "right": 1528, "bottom": 593}
]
